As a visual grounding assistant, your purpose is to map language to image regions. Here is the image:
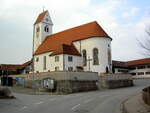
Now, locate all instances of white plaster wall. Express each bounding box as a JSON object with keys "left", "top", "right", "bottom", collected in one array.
[
  {"left": 49, "top": 54, "right": 64, "bottom": 71},
  {"left": 33, "top": 11, "right": 53, "bottom": 53},
  {"left": 33, "top": 23, "right": 42, "bottom": 52},
  {"left": 73, "top": 37, "right": 112, "bottom": 73},
  {"left": 34, "top": 52, "right": 64, "bottom": 73},
  {"left": 34, "top": 52, "right": 50, "bottom": 73},
  {"left": 42, "top": 12, "right": 53, "bottom": 24},
  {"left": 34, "top": 53, "right": 83, "bottom": 72},
  {"left": 41, "top": 11, "right": 53, "bottom": 40},
  {"left": 114, "top": 69, "right": 121, "bottom": 74},
  {"left": 64, "top": 55, "right": 82, "bottom": 71},
  {"left": 41, "top": 23, "right": 52, "bottom": 41},
  {"left": 34, "top": 37, "right": 112, "bottom": 73},
  {"left": 114, "top": 68, "right": 128, "bottom": 74},
  {"left": 129, "top": 66, "right": 150, "bottom": 76}
]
